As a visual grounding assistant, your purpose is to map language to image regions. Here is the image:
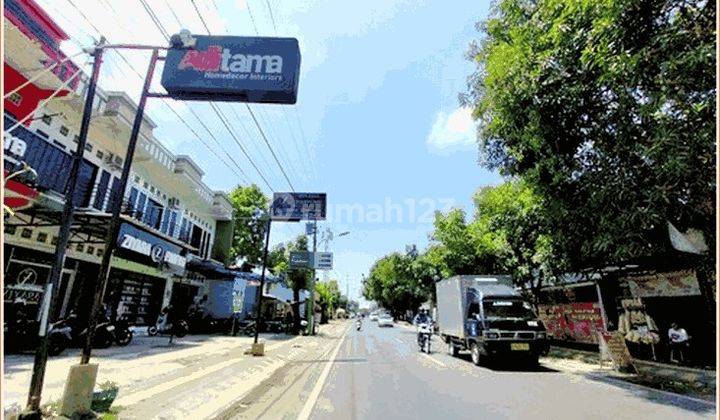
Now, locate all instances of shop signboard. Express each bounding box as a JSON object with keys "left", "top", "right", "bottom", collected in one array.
[
  {"left": 624, "top": 270, "right": 700, "bottom": 298},
  {"left": 538, "top": 302, "right": 605, "bottom": 344},
  {"left": 161, "top": 35, "right": 301, "bottom": 104},
  {"left": 116, "top": 222, "right": 187, "bottom": 275},
  {"left": 289, "top": 251, "right": 313, "bottom": 269},
  {"left": 271, "top": 192, "right": 326, "bottom": 221}
]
